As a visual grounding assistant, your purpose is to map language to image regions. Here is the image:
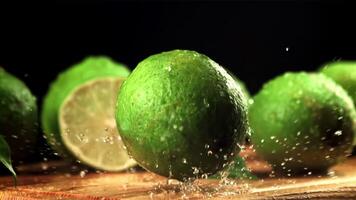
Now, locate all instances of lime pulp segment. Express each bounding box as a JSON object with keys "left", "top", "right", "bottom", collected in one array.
[{"left": 59, "top": 78, "right": 136, "bottom": 171}]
